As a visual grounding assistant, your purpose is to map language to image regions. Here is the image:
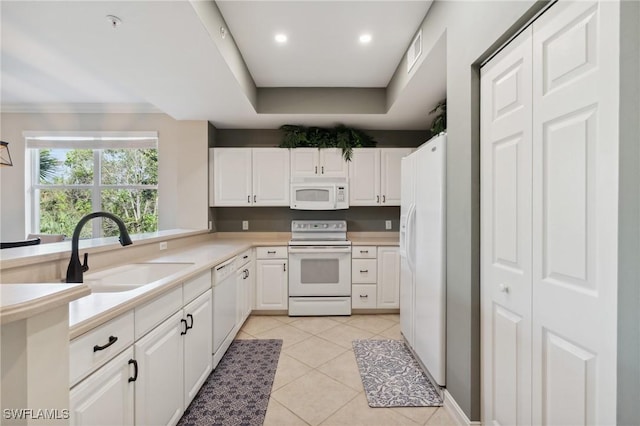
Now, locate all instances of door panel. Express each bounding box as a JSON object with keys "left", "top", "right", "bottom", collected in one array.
[
  {"left": 320, "top": 148, "right": 348, "bottom": 177},
  {"left": 492, "top": 305, "right": 522, "bottom": 426},
  {"left": 532, "top": 2, "right": 618, "bottom": 424},
  {"left": 481, "top": 26, "right": 532, "bottom": 426},
  {"left": 252, "top": 148, "right": 290, "bottom": 206},
  {"left": 381, "top": 148, "right": 412, "bottom": 205},
  {"left": 349, "top": 149, "right": 380, "bottom": 205},
  {"left": 212, "top": 148, "right": 252, "bottom": 206}
]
